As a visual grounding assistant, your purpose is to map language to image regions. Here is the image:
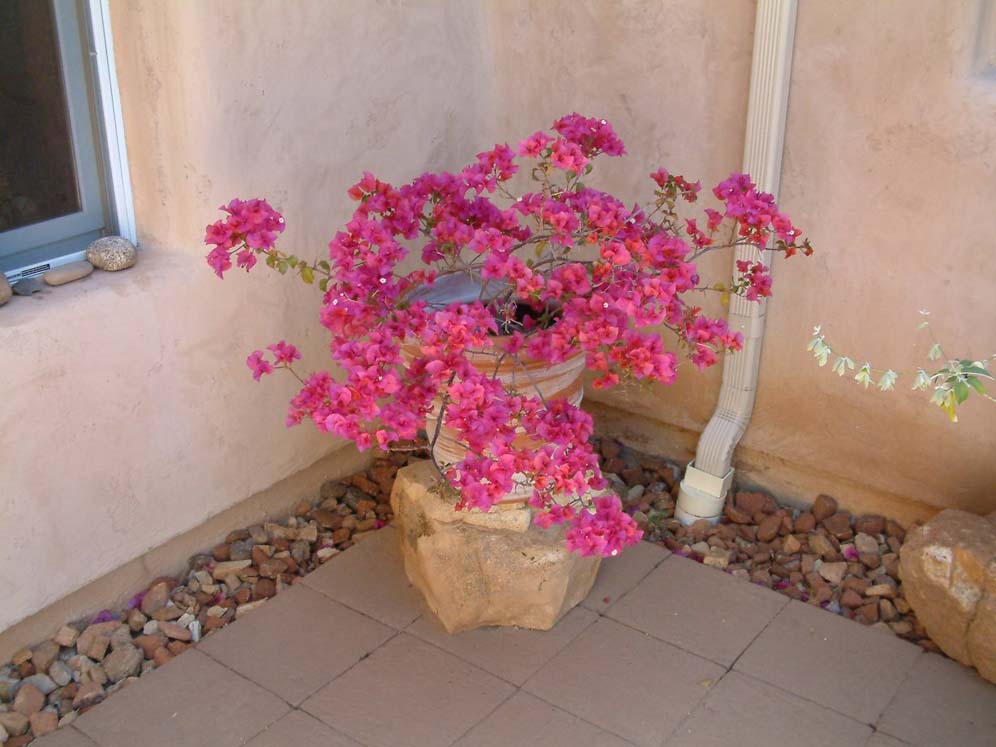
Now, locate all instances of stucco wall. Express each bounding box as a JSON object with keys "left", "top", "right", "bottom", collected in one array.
[
  {"left": 0, "top": 0, "right": 488, "bottom": 632},
  {"left": 510, "top": 0, "right": 995, "bottom": 518}
]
